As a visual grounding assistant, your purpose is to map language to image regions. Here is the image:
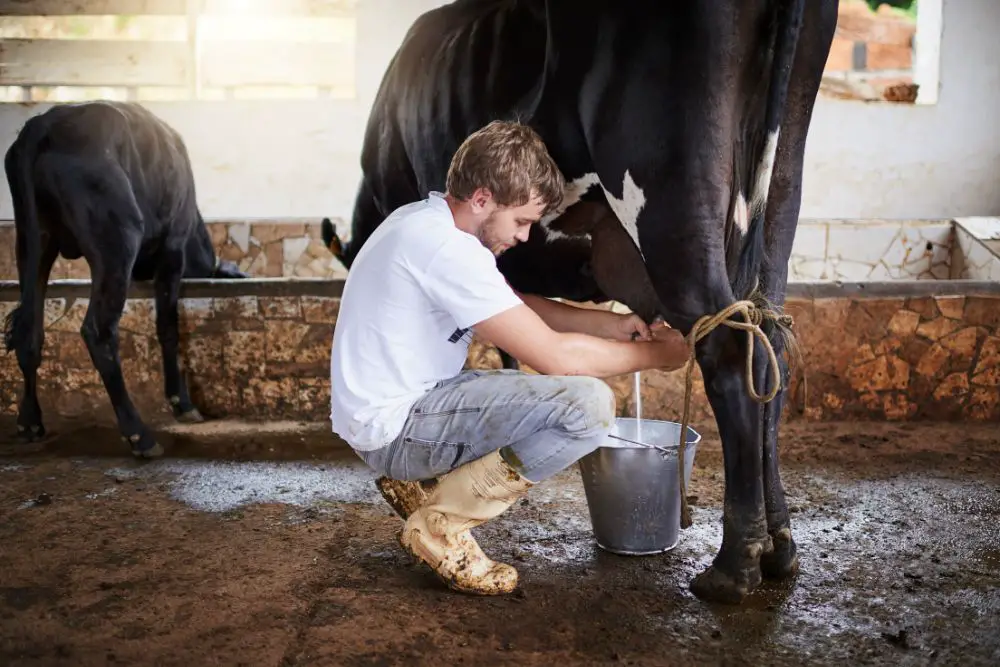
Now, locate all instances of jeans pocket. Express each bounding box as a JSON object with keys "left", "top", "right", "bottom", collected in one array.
[{"left": 402, "top": 436, "right": 468, "bottom": 475}]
